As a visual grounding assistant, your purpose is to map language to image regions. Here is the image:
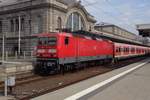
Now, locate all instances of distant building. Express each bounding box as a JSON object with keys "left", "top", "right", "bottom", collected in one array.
[
  {"left": 137, "top": 24, "right": 150, "bottom": 37},
  {"left": 94, "top": 22, "right": 144, "bottom": 44},
  {"left": 0, "top": 0, "right": 96, "bottom": 55},
  {"left": 136, "top": 24, "right": 150, "bottom": 46}
]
